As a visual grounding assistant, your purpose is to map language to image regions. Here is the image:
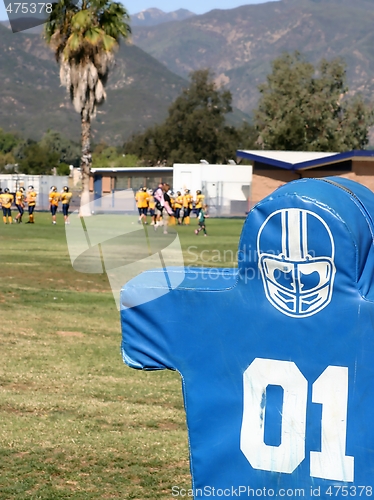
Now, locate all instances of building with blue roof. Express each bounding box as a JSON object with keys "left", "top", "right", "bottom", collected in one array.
[{"left": 236, "top": 150, "right": 374, "bottom": 206}]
